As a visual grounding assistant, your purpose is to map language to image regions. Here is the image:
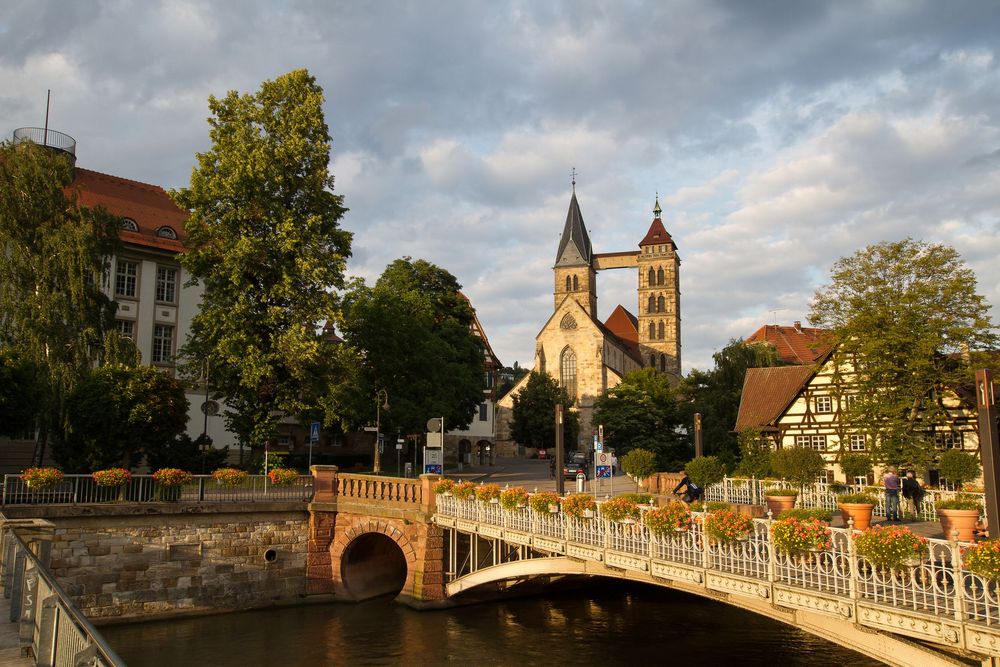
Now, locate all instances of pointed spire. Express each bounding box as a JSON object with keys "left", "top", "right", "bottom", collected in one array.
[
  {"left": 555, "top": 190, "right": 593, "bottom": 267},
  {"left": 653, "top": 193, "right": 662, "bottom": 219}
]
